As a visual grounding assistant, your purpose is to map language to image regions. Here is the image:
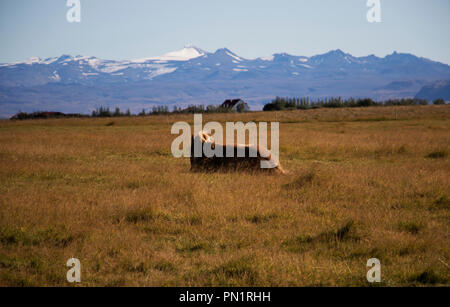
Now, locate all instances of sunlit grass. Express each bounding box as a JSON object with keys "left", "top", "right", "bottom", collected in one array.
[{"left": 0, "top": 105, "right": 449, "bottom": 286}]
